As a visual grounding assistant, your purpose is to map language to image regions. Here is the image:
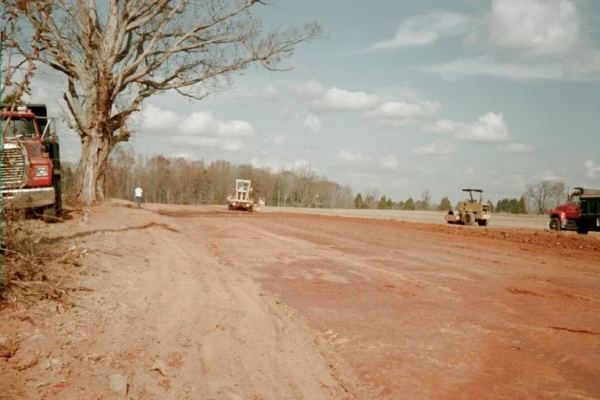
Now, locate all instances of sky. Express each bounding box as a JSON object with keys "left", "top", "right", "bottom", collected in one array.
[{"left": 28, "top": 0, "right": 600, "bottom": 203}]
